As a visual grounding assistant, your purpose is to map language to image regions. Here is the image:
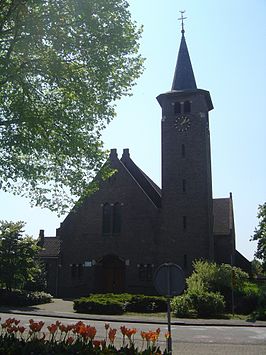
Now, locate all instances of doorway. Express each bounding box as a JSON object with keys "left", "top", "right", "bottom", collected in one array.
[{"left": 94, "top": 254, "right": 125, "bottom": 293}]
